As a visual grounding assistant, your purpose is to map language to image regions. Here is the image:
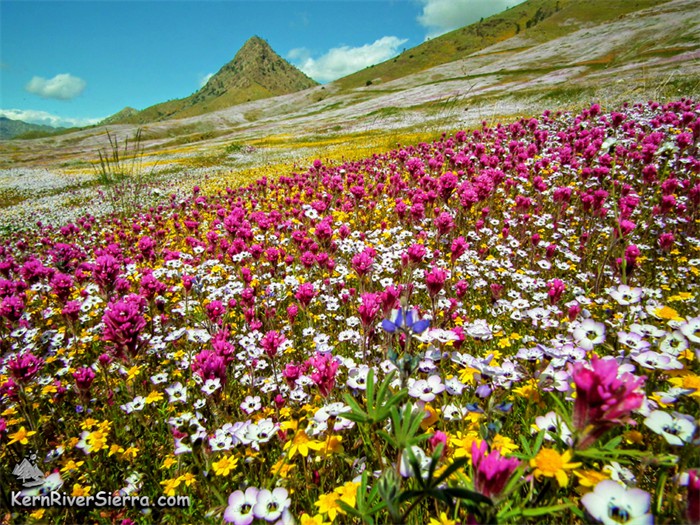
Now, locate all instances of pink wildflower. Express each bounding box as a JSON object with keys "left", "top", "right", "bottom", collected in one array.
[
  {"left": 102, "top": 294, "right": 147, "bottom": 359},
  {"left": 295, "top": 283, "right": 317, "bottom": 308},
  {"left": 307, "top": 353, "right": 339, "bottom": 397},
  {"left": 73, "top": 367, "right": 96, "bottom": 393},
  {"left": 572, "top": 356, "right": 645, "bottom": 449},
  {"left": 192, "top": 350, "right": 227, "bottom": 384},
  {"left": 425, "top": 267, "right": 448, "bottom": 298},
  {"left": 8, "top": 353, "right": 44, "bottom": 383},
  {"left": 687, "top": 470, "right": 700, "bottom": 525},
  {"left": 260, "top": 330, "right": 286, "bottom": 358},
  {"left": 471, "top": 440, "right": 521, "bottom": 499},
  {"left": 0, "top": 295, "right": 24, "bottom": 323}
]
